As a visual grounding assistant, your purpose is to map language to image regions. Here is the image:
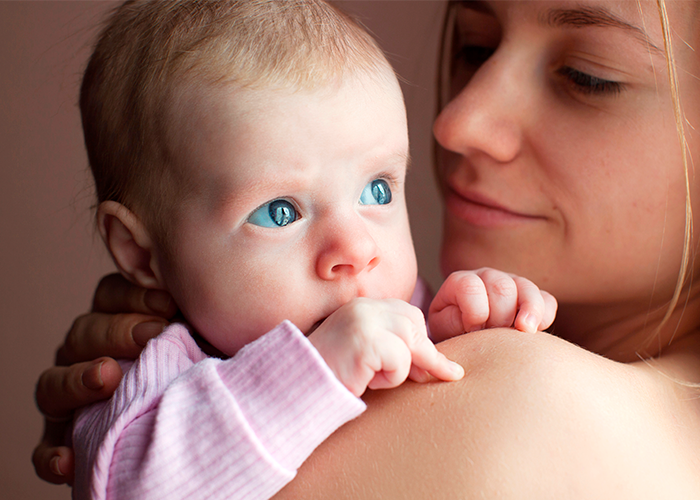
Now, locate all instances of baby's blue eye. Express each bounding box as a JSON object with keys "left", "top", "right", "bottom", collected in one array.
[
  {"left": 359, "top": 179, "right": 392, "bottom": 206},
  {"left": 248, "top": 199, "right": 298, "bottom": 227}
]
